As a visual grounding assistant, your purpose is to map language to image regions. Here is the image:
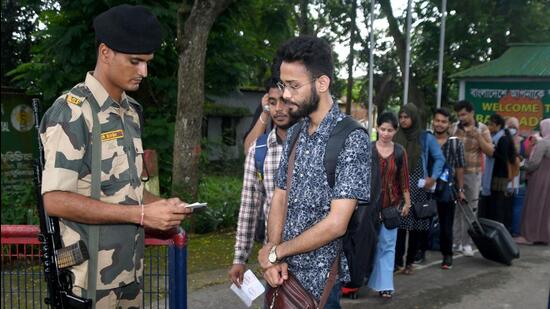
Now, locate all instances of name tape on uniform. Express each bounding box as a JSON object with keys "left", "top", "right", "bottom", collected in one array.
[
  {"left": 101, "top": 129, "right": 124, "bottom": 141},
  {"left": 66, "top": 94, "right": 83, "bottom": 106}
]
